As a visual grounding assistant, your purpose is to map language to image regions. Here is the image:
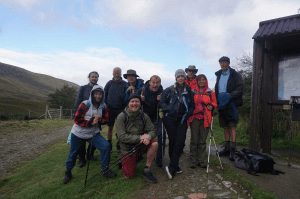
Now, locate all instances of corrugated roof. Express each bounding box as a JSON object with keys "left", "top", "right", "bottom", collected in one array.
[{"left": 253, "top": 14, "right": 300, "bottom": 39}]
